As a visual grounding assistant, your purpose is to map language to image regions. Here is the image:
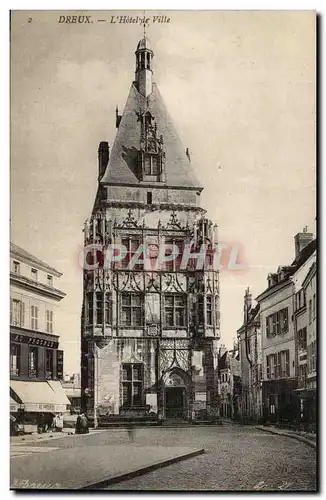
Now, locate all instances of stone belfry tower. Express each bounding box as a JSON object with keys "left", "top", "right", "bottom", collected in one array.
[{"left": 81, "top": 36, "right": 220, "bottom": 426}]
